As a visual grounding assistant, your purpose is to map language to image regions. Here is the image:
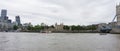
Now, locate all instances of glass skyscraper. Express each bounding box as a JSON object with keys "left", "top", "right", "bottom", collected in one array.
[
  {"left": 15, "top": 16, "right": 21, "bottom": 25},
  {"left": 1, "top": 9, "right": 7, "bottom": 19}
]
